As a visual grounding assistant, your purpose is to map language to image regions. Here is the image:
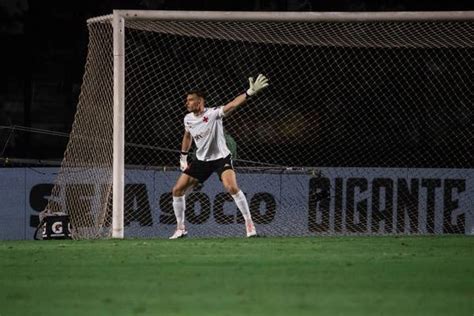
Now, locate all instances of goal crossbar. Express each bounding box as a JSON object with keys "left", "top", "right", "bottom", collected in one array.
[{"left": 89, "top": 10, "right": 474, "bottom": 24}]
